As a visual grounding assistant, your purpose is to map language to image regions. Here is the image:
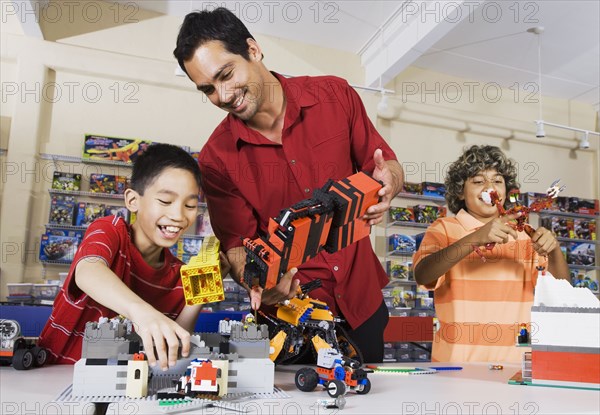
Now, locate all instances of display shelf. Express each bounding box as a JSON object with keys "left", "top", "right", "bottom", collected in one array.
[
  {"left": 387, "top": 249, "right": 416, "bottom": 257},
  {"left": 556, "top": 237, "right": 599, "bottom": 244},
  {"left": 40, "top": 153, "right": 133, "bottom": 168},
  {"left": 387, "top": 280, "right": 418, "bottom": 286},
  {"left": 45, "top": 224, "right": 88, "bottom": 231},
  {"left": 537, "top": 210, "right": 599, "bottom": 220},
  {"left": 568, "top": 264, "right": 599, "bottom": 271},
  {"left": 387, "top": 221, "right": 430, "bottom": 229},
  {"left": 395, "top": 193, "right": 445, "bottom": 203},
  {"left": 40, "top": 260, "right": 72, "bottom": 266},
  {"left": 48, "top": 188, "right": 125, "bottom": 200}
]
